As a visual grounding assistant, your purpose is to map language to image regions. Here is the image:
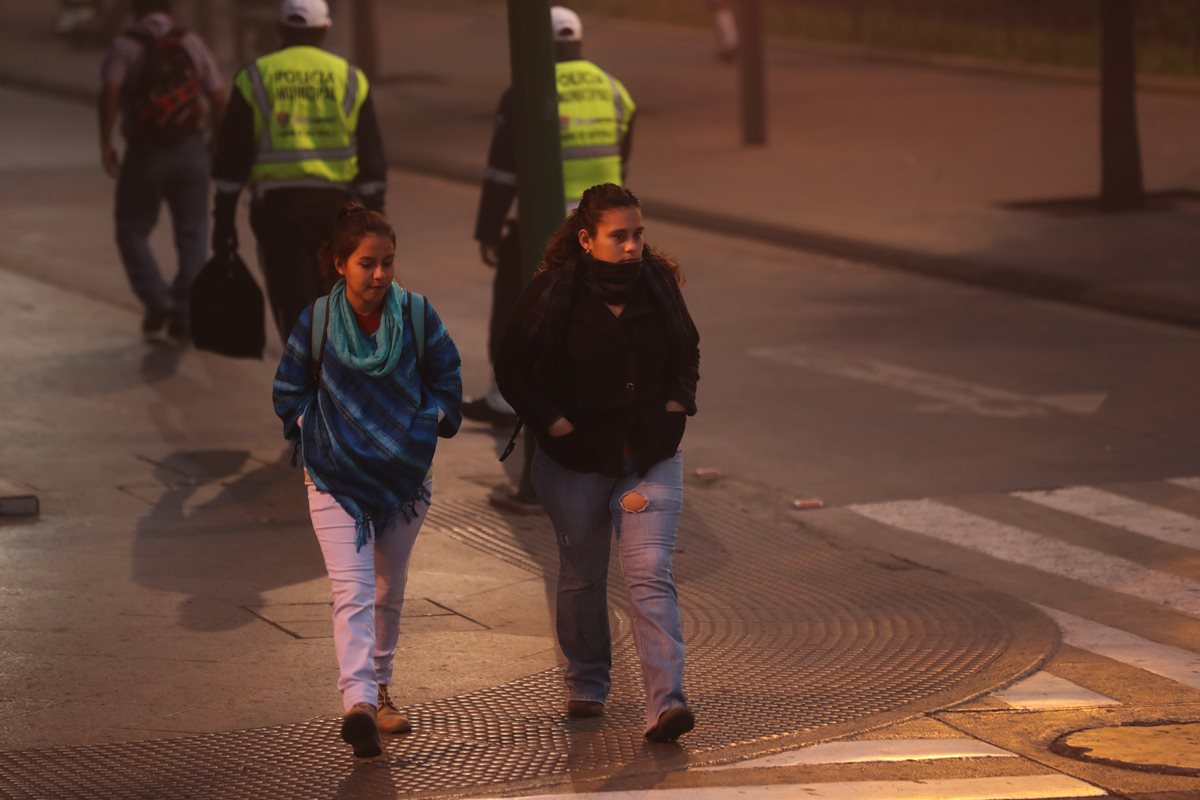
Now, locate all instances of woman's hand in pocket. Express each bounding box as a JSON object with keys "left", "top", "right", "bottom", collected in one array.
[
  {"left": 665, "top": 400, "right": 686, "bottom": 413},
  {"left": 547, "top": 416, "right": 576, "bottom": 437}
]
